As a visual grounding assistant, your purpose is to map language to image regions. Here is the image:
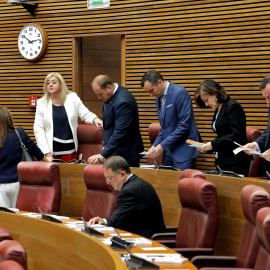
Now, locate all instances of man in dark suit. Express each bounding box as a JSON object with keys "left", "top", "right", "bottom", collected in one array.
[
  {"left": 87, "top": 75, "right": 144, "bottom": 167},
  {"left": 244, "top": 75, "right": 270, "bottom": 169},
  {"left": 88, "top": 156, "right": 166, "bottom": 238},
  {"left": 140, "top": 70, "right": 201, "bottom": 170}
]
